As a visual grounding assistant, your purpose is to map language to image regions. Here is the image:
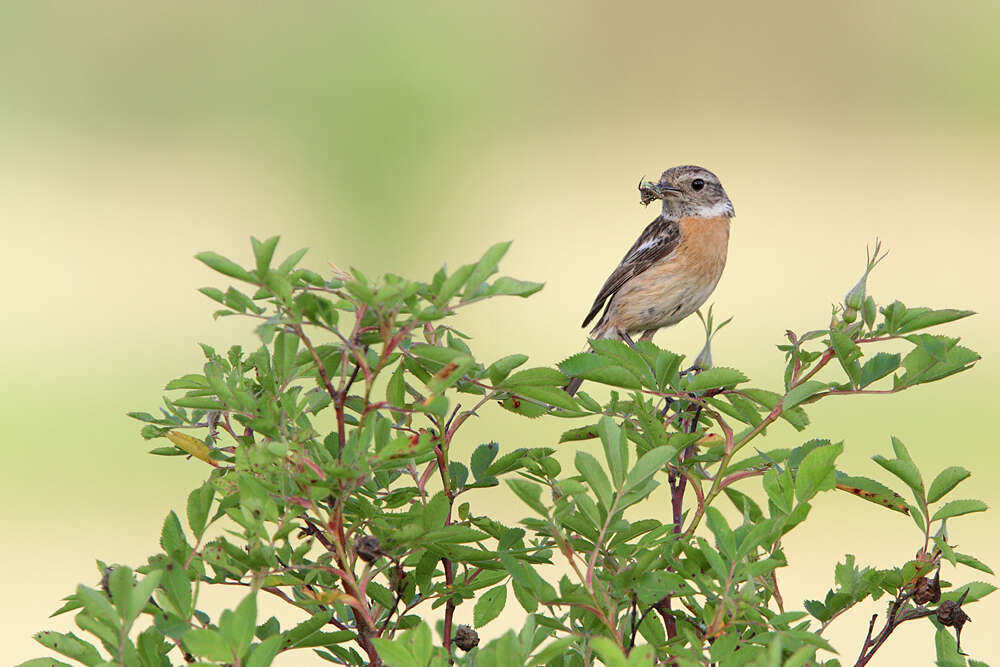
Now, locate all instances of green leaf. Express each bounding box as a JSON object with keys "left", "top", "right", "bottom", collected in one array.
[
  {"left": 954, "top": 552, "right": 993, "bottom": 575},
  {"left": 559, "top": 424, "right": 599, "bottom": 443},
  {"left": 499, "top": 367, "right": 567, "bottom": 388},
  {"left": 559, "top": 352, "right": 643, "bottom": 389},
  {"left": 246, "top": 635, "right": 283, "bottom": 667},
  {"left": 386, "top": 364, "right": 405, "bottom": 407},
  {"left": 830, "top": 330, "right": 861, "bottom": 386},
  {"left": 281, "top": 611, "right": 333, "bottom": 648},
  {"left": 369, "top": 638, "right": 415, "bottom": 667},
  {"left": 251, "top": 236, "right": 280, "bottom": 276},
  {"left": 623, "top": 446, "right": 675, "bottom": 495},
  {"left": 697, "top": 537, "right": 729, "bottom": 582},
  {"left": 272, "top": 331, "right": 299, "bottom": 383},
  {"left": 107, "top": 565, "right": 135, "bottom": 621},
  {"left": 890, "top": 435, "right": 914, "bottom": 464},
  {"left": 940, "top": 581, "right": 995, "bottom": 603},
  {"left": 934, "top": 627, "right": 964, "bottom": 667},
  {"left": 183, "top": 628, "right": 233, "bottom": 662},
  {"left": 575, "top": 451, "right": 613, "bottom": 509},
  {"left": 705, "top": 507, "right": 736, "bottom": 558},
  {"left": 160, "top": 510, "right": 188, "bottom": 562},
  {"left": 199, "top": 286, "right": 227, "bottom": 305},
  {"left": 17, "top": 659, "right": 75, "bottom": 667},
  {"left": 725, "top": 487, "right": 764, "bottom": 523},
  {"left": 743, "top": 388, "right": 810, "bottom": 431},
  {"left": 434, "top": 264, "right": 475, "bottom": 306},
  {"left": 897, "top": 343, "right": 979, "bottom": 387},
  {"left": 763, "top": 469, "right": 793, "bottom": 514},
  {"left": 597, "top": 416, "right": 628, "bottom": 487},
  {"left": 927, "top": 466, "right": 972, "bottom": 503},
  {"left": 263, "top": 270, "right": 293, "bottom": 303},
  {"left": 872, "top": 455, "right": 924, "bottom": 503},
  {"left": 470, "top": 442, "right": 499, "bottom": 480},
  {"left": 486, "top": 354, "right": 529, "bottom": 384},
  {"left": 576, "top": 364, "right": 642, "bottom": 390},
  {"left": 589, "top": 339, "right": 654, "bottom": 385},
  {"left": 529, "top": 637, "right": 576, "bottom": 666},
  {"left": 219, "top": 593, "right": 257, "bottom": 658},
  {"left": 685, "top": 367, "right": 748, "bottom": 392},
  {"left": 422, "top": 492, "right": 450, "bottom": 531},
  {"left": 195, "top": 251, "right": 258, "bottom": 283},
  {"left": 783, "top": 380, "right": 827, "bottom": 410},
  {"left": 463, "top": 241, "right": 511, "bottom": 297},
  {"left": 422, "top": 525, "right": 491, "bottom": 544},
  {"left": 164, "top": 373, "right": 209, "bottom": 390},
  {"left": 507, "top": 479, "right": 547, "bottom": 516},
  {"left": 794, "top": 442, "right": 843, "bottom": 503},
  {"left": 128, "top": 569, "right": 163, "bottom": 625},
  {"left": 488, "top": 276, "right": 544, "bottom": 298},
  {"left": 170, "top": 396, "right": 224, "bottom": 410},
  {"left": 507, "top": 385, "right": 577, "bottom": 411},
  {"left": 589, "top": 637, "right": 628, "bottom": 667},
  {"left": 894, "top": 307, "right": 975, "bottom": 334},
  {"left": 187, "top": 482, "right": 214, "bottom": 538},
  {"left": 32, "top": 631, "right": 102, "bottom": 666},
  {"left": 161, "top": 560, "right": 192, "bottom": 617},
  {"left": 277, "top": 247, "right": 309, "bottom": 274},
  {"left": 76, "top": 585, "right": 120, "bottom": 631},
  {"left": 473, "top": 585, "right": 507, "bottom": 627},
  {"left": 859, "top": 352, "right": 900, "bottom": 387},
  {"left": 931, "top": 499, "right": 988, "bottom": 521}
]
